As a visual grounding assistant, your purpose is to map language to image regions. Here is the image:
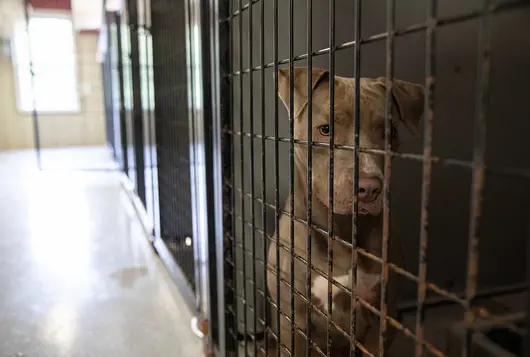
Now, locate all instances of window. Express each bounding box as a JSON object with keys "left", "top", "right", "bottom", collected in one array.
[{"left": 12, "top": 15, "right": 79, "bottom": 113}]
